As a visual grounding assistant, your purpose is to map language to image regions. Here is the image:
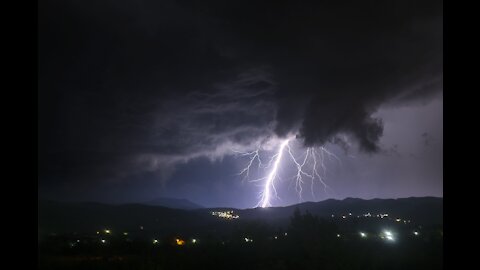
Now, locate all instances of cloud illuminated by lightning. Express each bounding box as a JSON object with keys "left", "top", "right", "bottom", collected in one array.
[{"left": 234, "top": 136, "right": 340, "bottom": 208}]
